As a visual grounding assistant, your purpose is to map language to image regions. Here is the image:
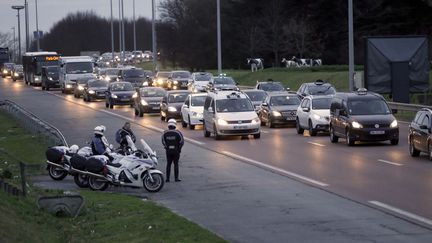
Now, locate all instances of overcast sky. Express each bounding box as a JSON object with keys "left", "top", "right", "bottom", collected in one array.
[{"left": 0, "top": 0, "right": 155, "bottom": 37}]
